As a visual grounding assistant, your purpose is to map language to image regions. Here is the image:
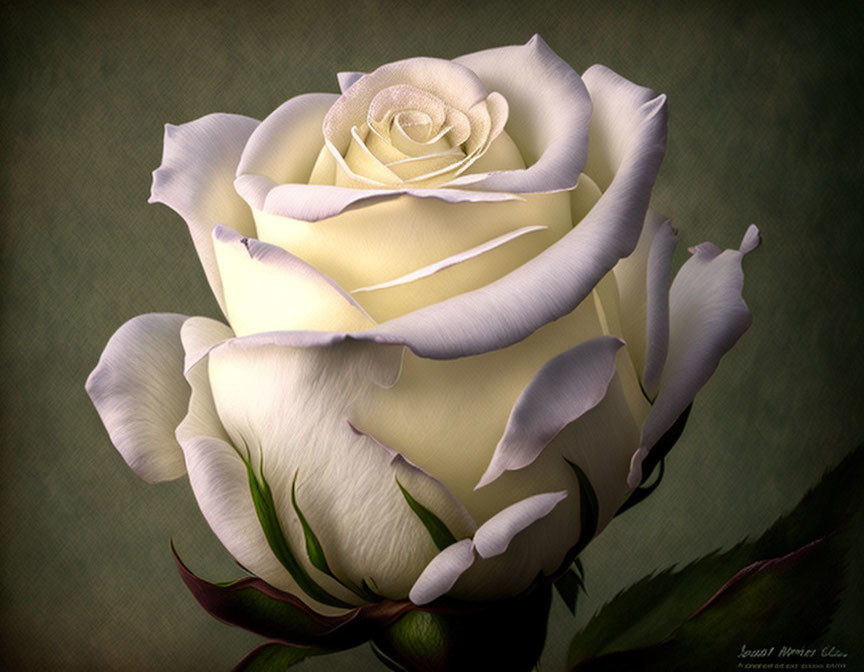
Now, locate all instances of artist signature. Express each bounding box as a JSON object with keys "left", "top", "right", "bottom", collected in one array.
[{"left": 738, "top": 644, "right": 848, "bottom": 659}]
